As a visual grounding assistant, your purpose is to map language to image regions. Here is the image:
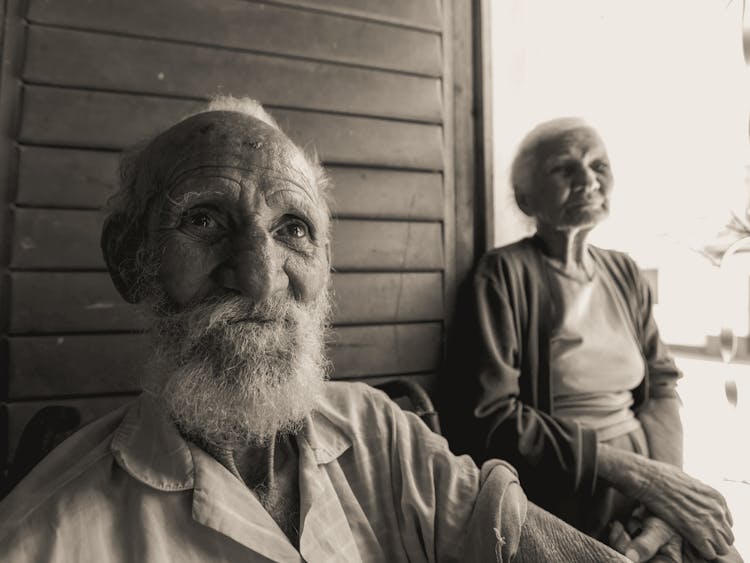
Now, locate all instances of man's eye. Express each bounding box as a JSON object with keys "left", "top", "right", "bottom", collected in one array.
[
  {"left": 276, "top": 219, "right": 311, "bottom": 242},
  {"left": 282, "top": 221, "right": 309, "bottom": 239},
  {"left": 185, "top": 210, "right": 220, "bottom": 229}
]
